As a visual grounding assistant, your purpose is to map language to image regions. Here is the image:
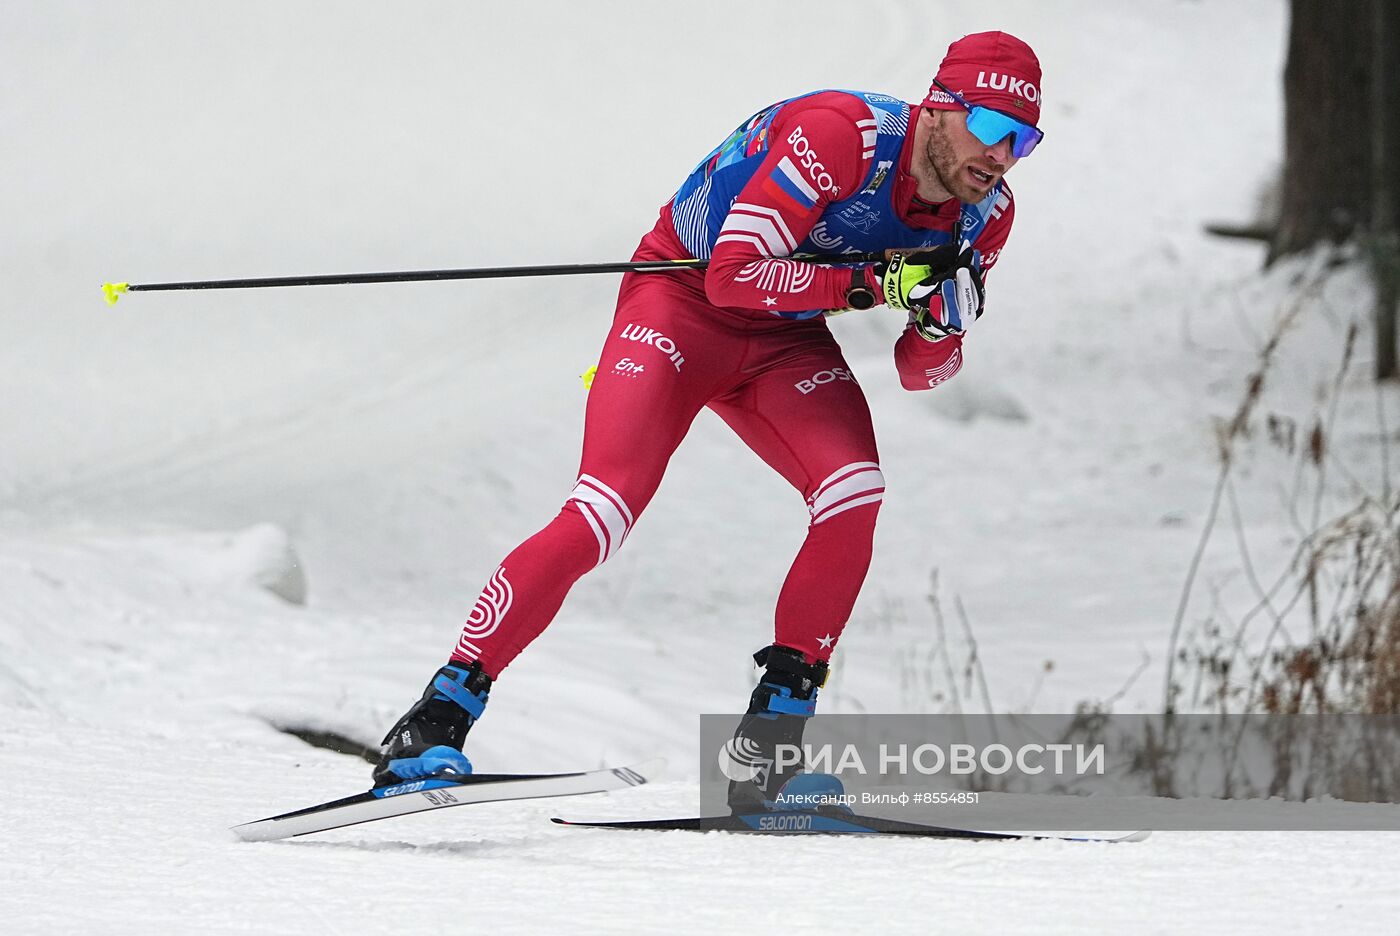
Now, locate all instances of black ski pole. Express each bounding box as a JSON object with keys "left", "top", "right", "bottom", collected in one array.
[{"left": 101, "top": 252, "right": 886, "bottom": 305}]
